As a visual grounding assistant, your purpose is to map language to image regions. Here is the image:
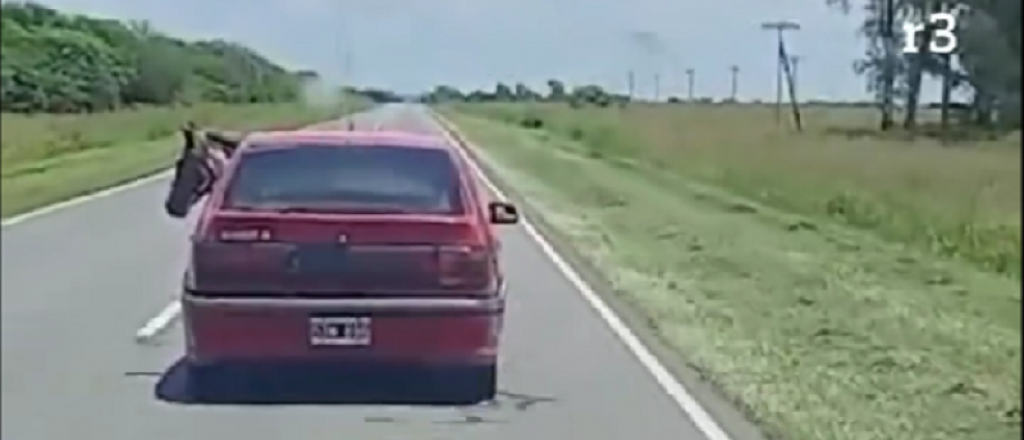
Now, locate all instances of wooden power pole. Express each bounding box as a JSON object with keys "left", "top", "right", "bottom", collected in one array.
[
  {"left": 685, "top": 68, "right": 695, "bottom": 101},
  {"left": 760, "top": 20, "right": 800, "bottom": 125},
  {"left": 730, "top": 65, "right": 739, "bottom": 101}
]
